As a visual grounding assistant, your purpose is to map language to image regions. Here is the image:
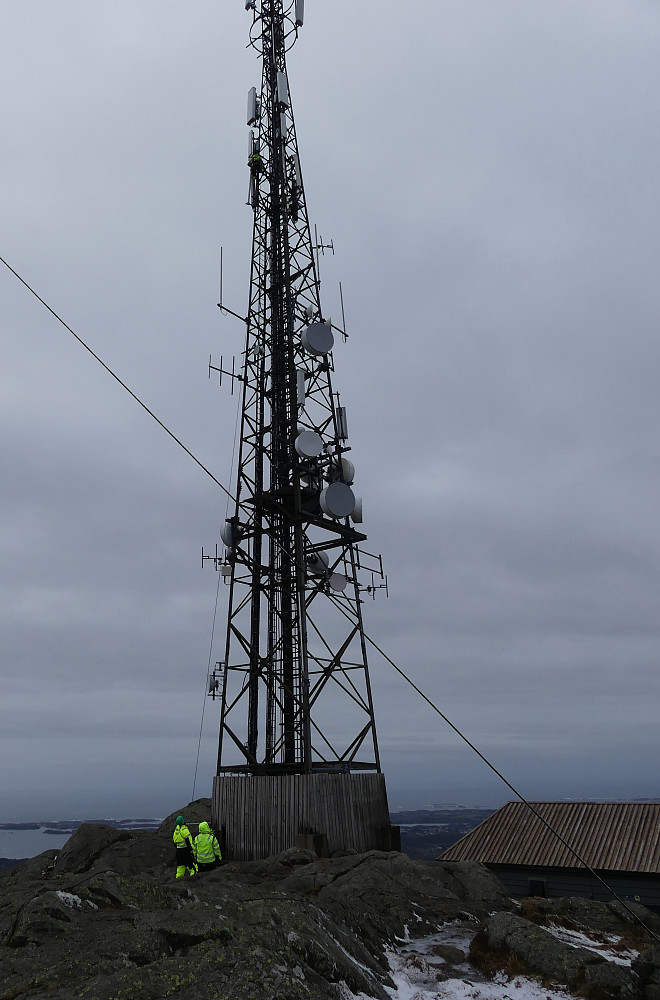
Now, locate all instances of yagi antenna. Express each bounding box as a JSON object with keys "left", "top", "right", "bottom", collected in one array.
[{"left": 209, "top": 354, "right": 244, "bottom": 394}]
